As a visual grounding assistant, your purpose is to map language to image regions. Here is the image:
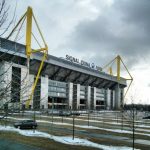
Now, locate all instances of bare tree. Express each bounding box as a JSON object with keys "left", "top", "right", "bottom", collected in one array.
[
  {"left": 123, "top": 96, "right": 140, "bottom": 150},
  {"left": 0, "top": 0, "right": 16, "bottom": 37}
]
